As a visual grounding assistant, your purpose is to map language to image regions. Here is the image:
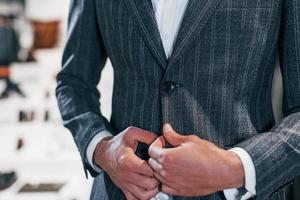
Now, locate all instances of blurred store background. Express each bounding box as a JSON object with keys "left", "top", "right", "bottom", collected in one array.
[
  {"left": 0, "top": 0, "right": 114, "bottom": 199},
  {"left": 0, "top": 0, "right": 299, "bottom": 200}
]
